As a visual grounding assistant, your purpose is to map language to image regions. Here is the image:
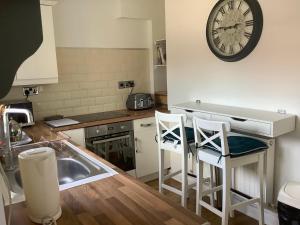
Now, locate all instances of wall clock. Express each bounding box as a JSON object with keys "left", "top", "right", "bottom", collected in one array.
[{"left": 206, "top": 0, "right": 263, "bottom": 62}]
